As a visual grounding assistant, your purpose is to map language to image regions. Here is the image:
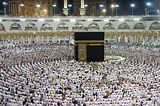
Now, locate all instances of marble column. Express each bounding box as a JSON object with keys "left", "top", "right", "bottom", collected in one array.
[
  {"left": 157, "top": 33, "right": 159, "bottom": 42},
  {"left": 47, "top": 37, "right": 49, "bottom": 43},
  {"left": 69, "top": 35, "right": 72, "bottom": 44},
  {"left": 29, "top": 38, "right": 31, "bottom": 44},
  {"left": 134, "top": 36, "right": 136, "bottom": 43},
  {"left": 125, "top": 36, "right": 128, "bottom": 42},
  {"left": 59, "top": 36, "right": 60, "bottom": 43},
  {"left": 137, "top": 34, "right": 140, "bottom": 44},
  {"left": 36, "top": 37, "right": 38, "bottom": 43},
  {"left": 151, "top": 37, "right": 154, "bottom": 43},
  {"left": 22, "top": 37, "right": 24, "bottom": 44},
  {"left": 42, "top": 37, "right": 43, "bottom": 43},
  {"left": 52, "top": 36, "right": 54, "bottom": 43},
  {"left": 18, "top": 38, "right": 19, "bottom": 45},
  {"left": 132, "top": 37, "right": 134, "bottom": 43},
  {"left": 11, "top": 39, "right": 13, "bottom": 45}
]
